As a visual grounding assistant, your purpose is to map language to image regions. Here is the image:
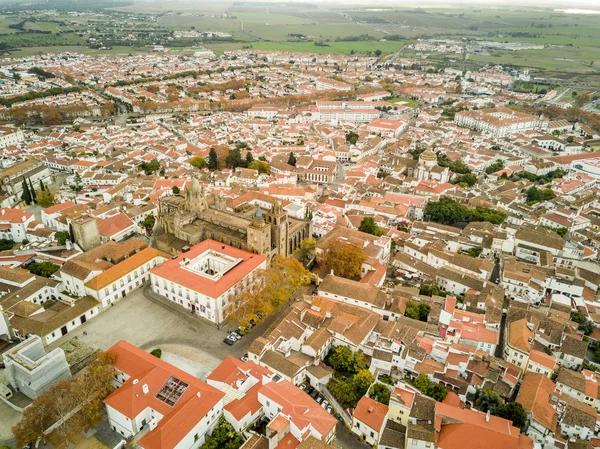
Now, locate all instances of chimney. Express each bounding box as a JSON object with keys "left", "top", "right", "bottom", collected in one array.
[
  {"left": 142, "top": 384, "right": 149, "bottom": 395},
  {"left": 485, "top": 410, "right": 490, "bottom": 422},
  {"left": 133, "top": 379, "right": 139, "bottom": 385}
]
